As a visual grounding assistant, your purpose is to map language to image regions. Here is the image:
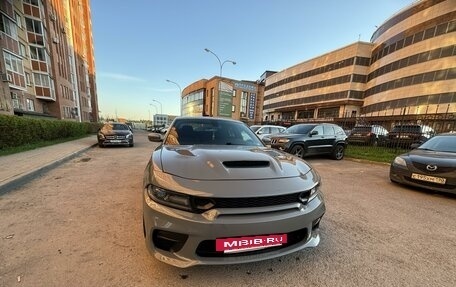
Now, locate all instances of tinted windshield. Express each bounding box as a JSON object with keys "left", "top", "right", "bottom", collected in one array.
[
  {"left": 103, "top": 124, "right": 130, "bottom": 131},
  {"left": 285, "top": 124, "right": 316, "bottom": 134},
  {"left": 352, "top": 126, "right": 372, "bottom": 132},
  {"left": 165, "top": 119, "right": 264, "bottom": 146},
  {"left": 391, "top": 125, "right": 421, "bottom": 133},
  {"left": 417, "top": 135, "right": 456, "bottom": 153},
  {"left": 250, "top": 126, "right": 261, "bottom": 132}
]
